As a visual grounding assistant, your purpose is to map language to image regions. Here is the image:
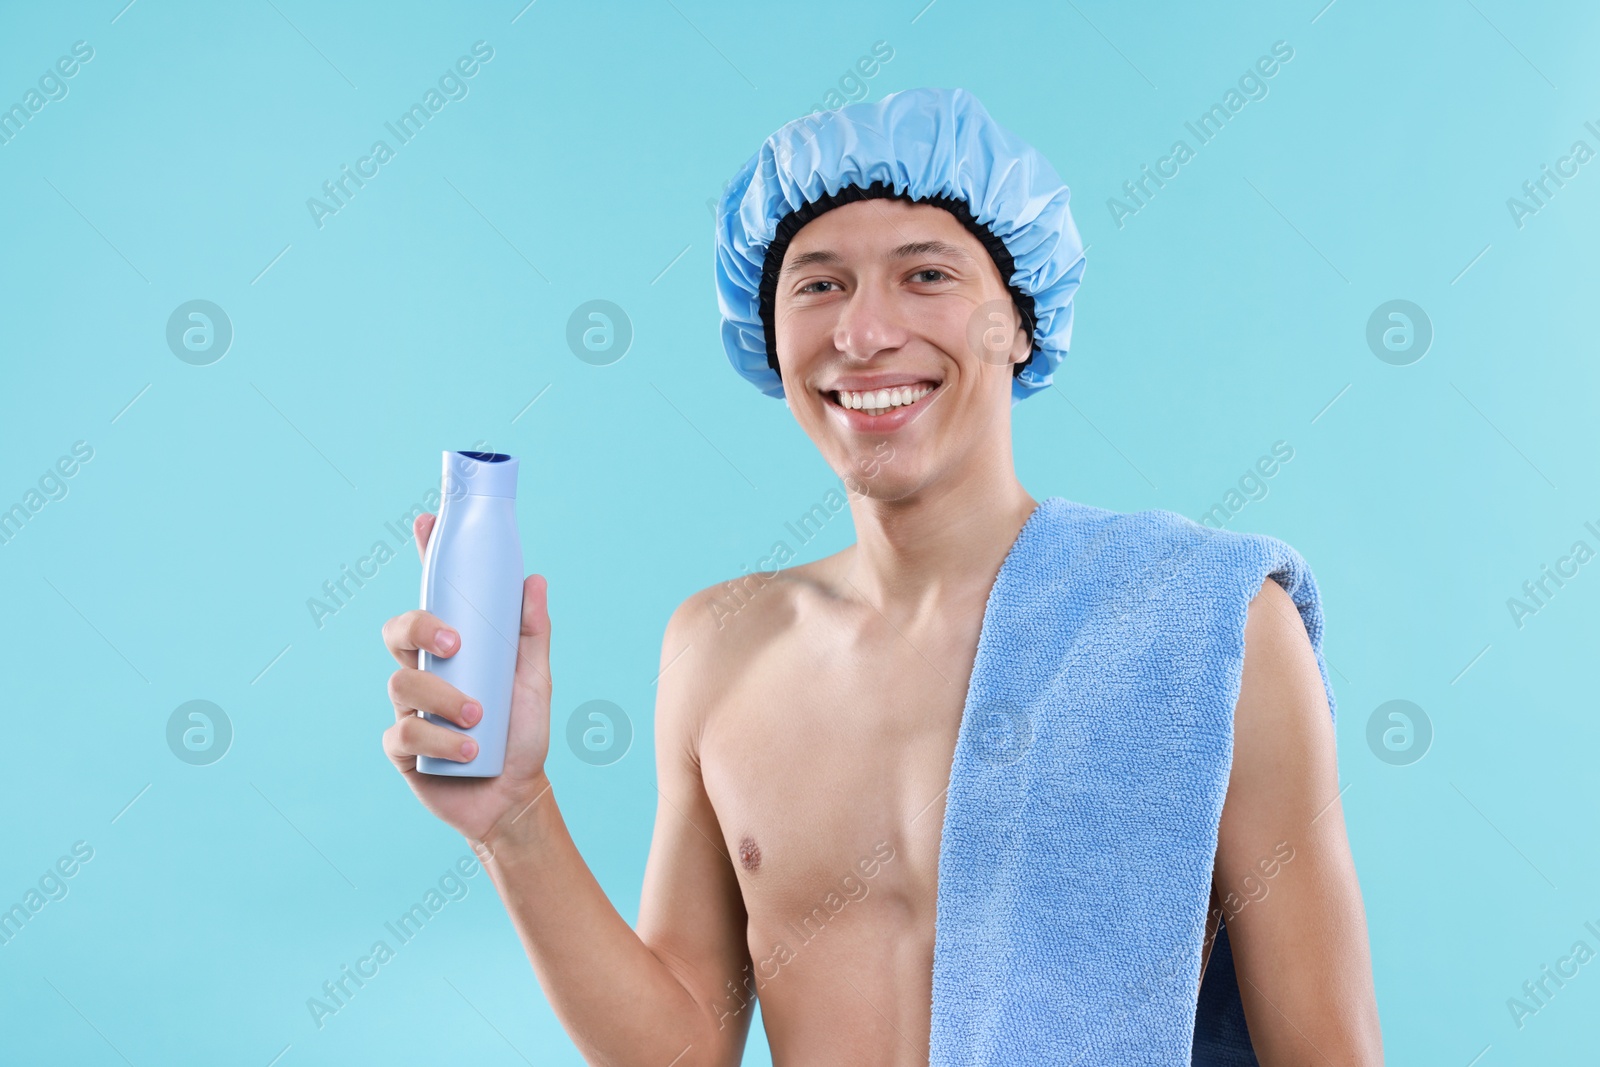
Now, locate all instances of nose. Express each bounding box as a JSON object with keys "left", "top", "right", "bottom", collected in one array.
[{"left": 833, "top": 276, "right": 909, "bottom": 362}]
